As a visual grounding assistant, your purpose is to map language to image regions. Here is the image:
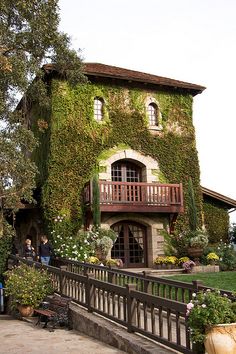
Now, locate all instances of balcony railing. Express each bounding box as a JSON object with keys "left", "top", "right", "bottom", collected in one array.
[{"left": 84, "top": 181, "right": 184, "bottom": 213}]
